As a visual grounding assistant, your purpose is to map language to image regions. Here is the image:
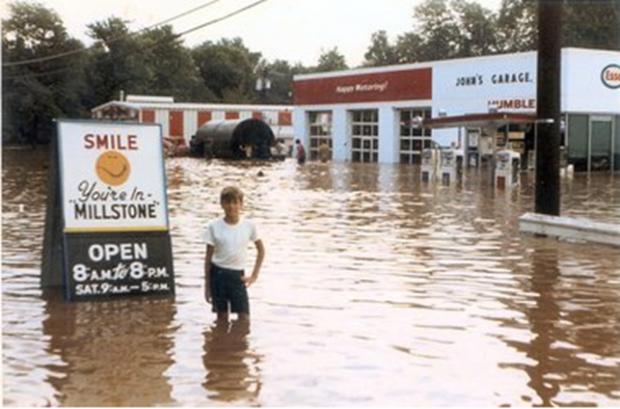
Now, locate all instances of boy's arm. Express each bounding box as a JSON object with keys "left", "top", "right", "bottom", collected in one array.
[
  {"left": 204, "top": 244, "right": 214, "bottom": 303},
  {"left": 243, "top": 239, "right": 265, "bottom": 287}
]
